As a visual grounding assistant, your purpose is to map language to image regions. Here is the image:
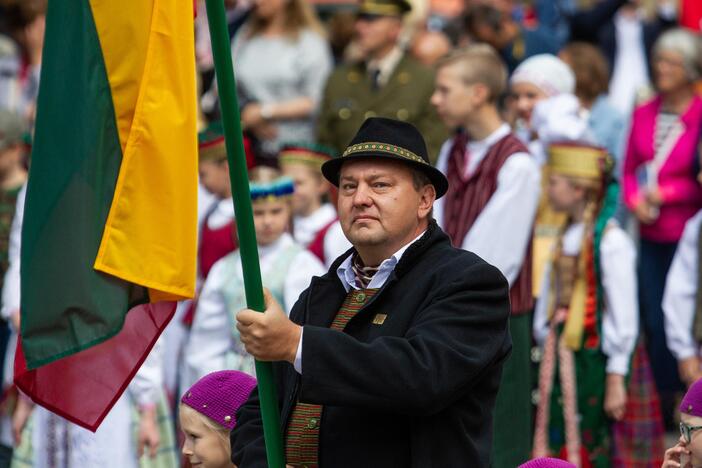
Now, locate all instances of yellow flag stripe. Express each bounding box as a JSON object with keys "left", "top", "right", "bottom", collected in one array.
[{"left": 90, "top": 0, "right": 197, "bottom": 300}]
